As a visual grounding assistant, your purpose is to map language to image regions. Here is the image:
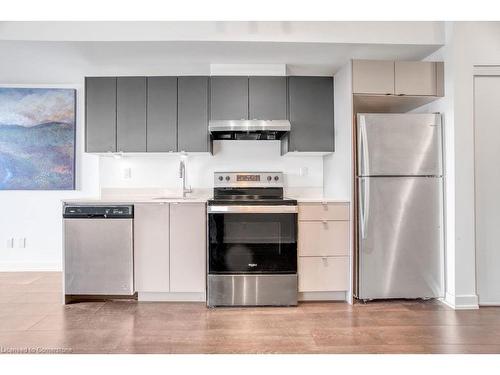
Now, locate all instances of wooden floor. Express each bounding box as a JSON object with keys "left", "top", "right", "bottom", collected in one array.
[{"left": 0, "top": 272, "right": 499, "bottom": 354}]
